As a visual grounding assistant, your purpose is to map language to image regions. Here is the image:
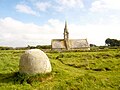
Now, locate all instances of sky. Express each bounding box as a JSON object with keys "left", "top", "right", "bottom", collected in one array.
[{"left": 0, "top": 0, "right": 120, "bottom": 47}]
